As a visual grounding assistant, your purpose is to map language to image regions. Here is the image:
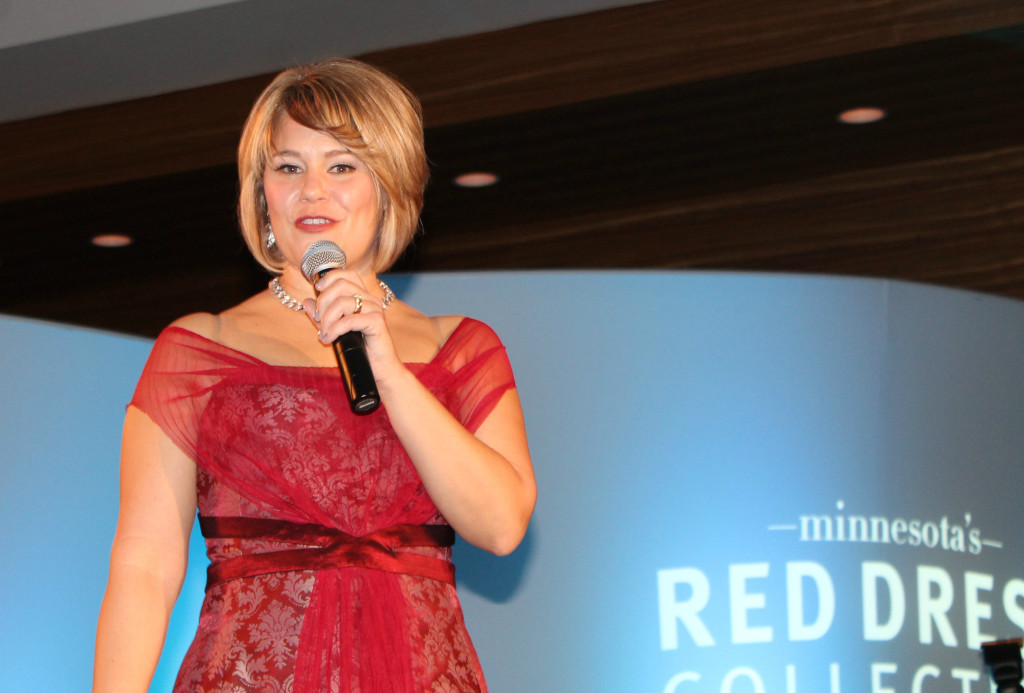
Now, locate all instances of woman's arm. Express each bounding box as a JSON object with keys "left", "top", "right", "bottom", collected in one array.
[
  {"left": 94, "top": 406, "right": 197, "bottom": 692},
  {"left": 308, "top": 272, "right": 536, "bottom": 555},
  {"left": 378, "top": 369, "right": 535, "bottom": 555}
]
